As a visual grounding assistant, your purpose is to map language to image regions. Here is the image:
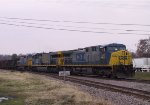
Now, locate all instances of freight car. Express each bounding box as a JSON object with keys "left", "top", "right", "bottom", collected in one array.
[
  {"left": 133, "top": 58, "right": 150, "bottom": 72},
  {"left": 0, "top": 43, "right": 135, "bottom": 78},
  {"left": 0, "top": 60, "right": 17, "bottom": 69}
]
